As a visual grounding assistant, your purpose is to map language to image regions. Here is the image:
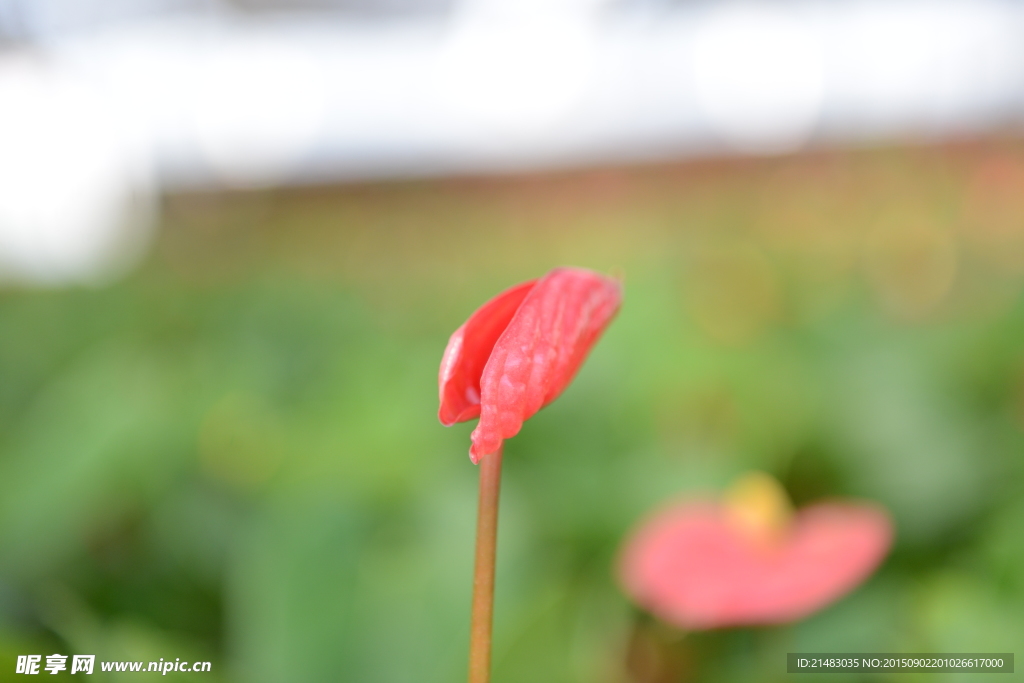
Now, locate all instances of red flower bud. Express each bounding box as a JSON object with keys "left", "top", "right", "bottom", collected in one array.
[
  {"left": 439, "top": 267, "right": 622, "bottom": 463},
  {"left": 618, "top": 475, "right": 893, "bottom": 629}
]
